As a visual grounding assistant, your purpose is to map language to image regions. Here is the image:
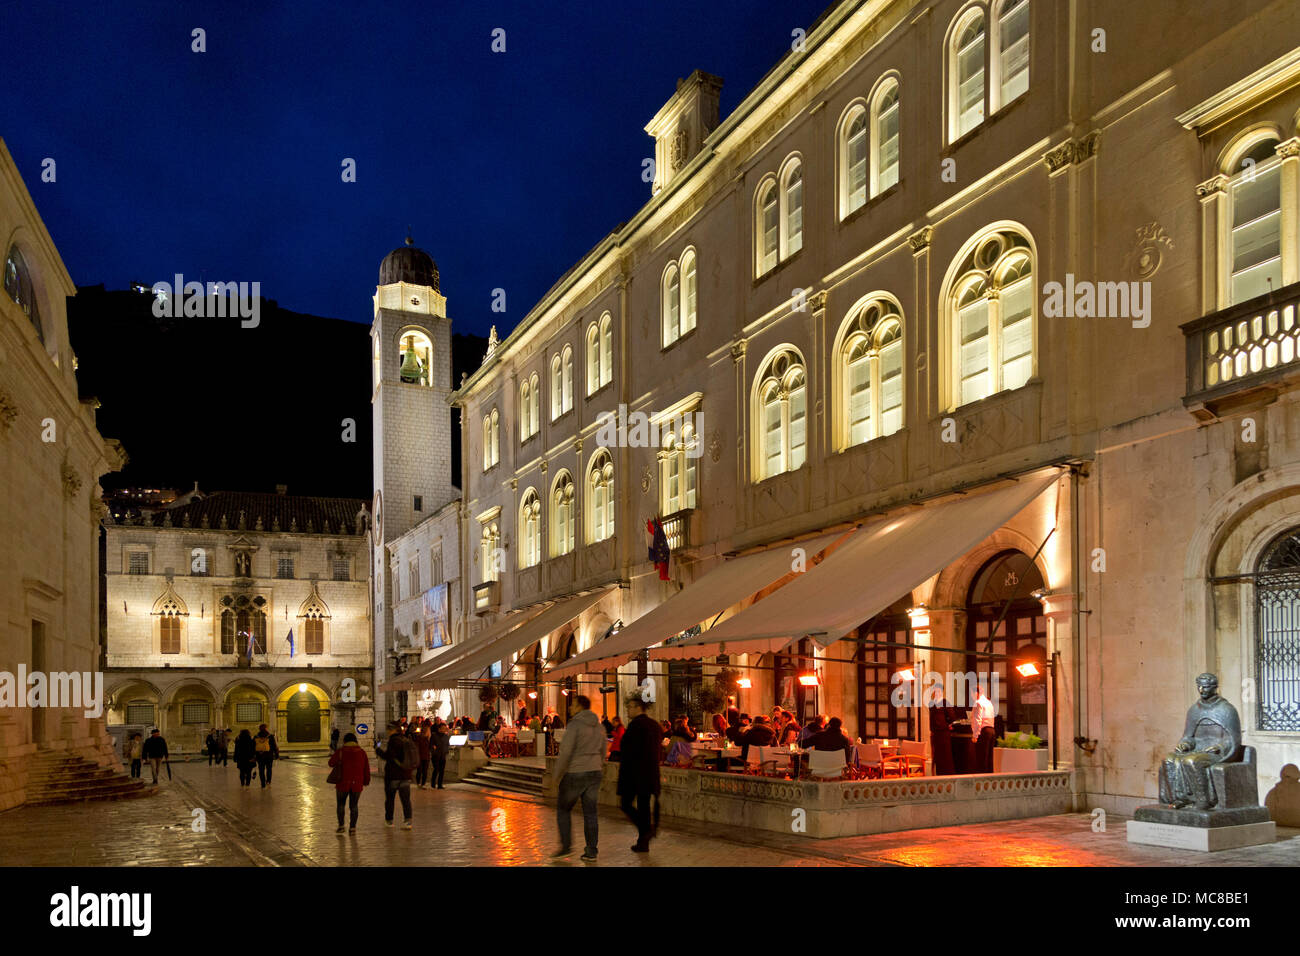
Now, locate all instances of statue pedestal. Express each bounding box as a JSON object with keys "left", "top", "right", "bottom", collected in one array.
[{"left": 1127, "top": 804, "right": 1275, "bottom": 852}]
